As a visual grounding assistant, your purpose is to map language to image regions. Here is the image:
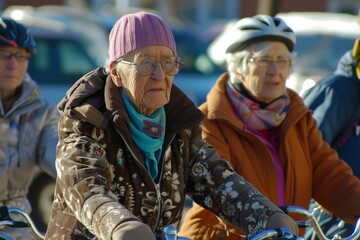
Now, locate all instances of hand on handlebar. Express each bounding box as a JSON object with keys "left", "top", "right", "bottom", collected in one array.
[
  {"left": 248, "top": 227, "right": 303, "bottom": 240},
  {"left": 267, "top": 212, "right": 299, "bottom": 236},
  {"left": 112, "top": 220, "right": 156, "bottom": 240}
]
